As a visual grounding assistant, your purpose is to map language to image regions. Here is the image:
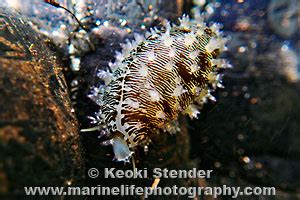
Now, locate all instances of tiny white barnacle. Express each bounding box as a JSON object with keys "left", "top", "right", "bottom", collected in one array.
[
  {"left": 70, "top": 56, "right": 80, "bottom": 71},
  {"left": 87, "top": 14, "right": 230, "bottom": 163},
  {"left": 68, "top": 44, "right": 76, "bottom": 54}
]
